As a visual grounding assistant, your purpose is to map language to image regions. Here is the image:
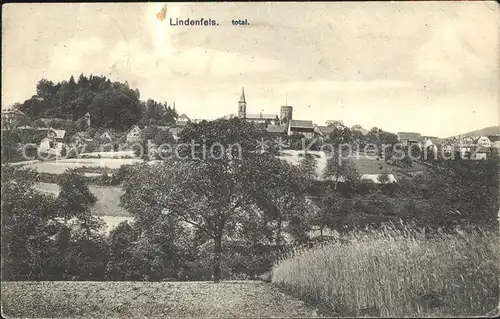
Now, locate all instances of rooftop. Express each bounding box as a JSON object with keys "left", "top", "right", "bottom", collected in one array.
[
  {"left": 267, "top": 124, "right": 288, "bottom": 133},
  {"left": 290, "top": 120, "right": 314, "bottom": 129},
  {"left": 316, "top": 126, "right": 335, "bottom": 135},
  {"left": 397, "top": 132, "right": 422, "bottom": 141},
  {"left": 246, "top": 113, "right": 278, "bottom": 120},
  {"left": 48, "top": 129, "right": 66, "bottom": 139},
  {"left": 487, "top": 134, "right": 500, "bottom": 142}
]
